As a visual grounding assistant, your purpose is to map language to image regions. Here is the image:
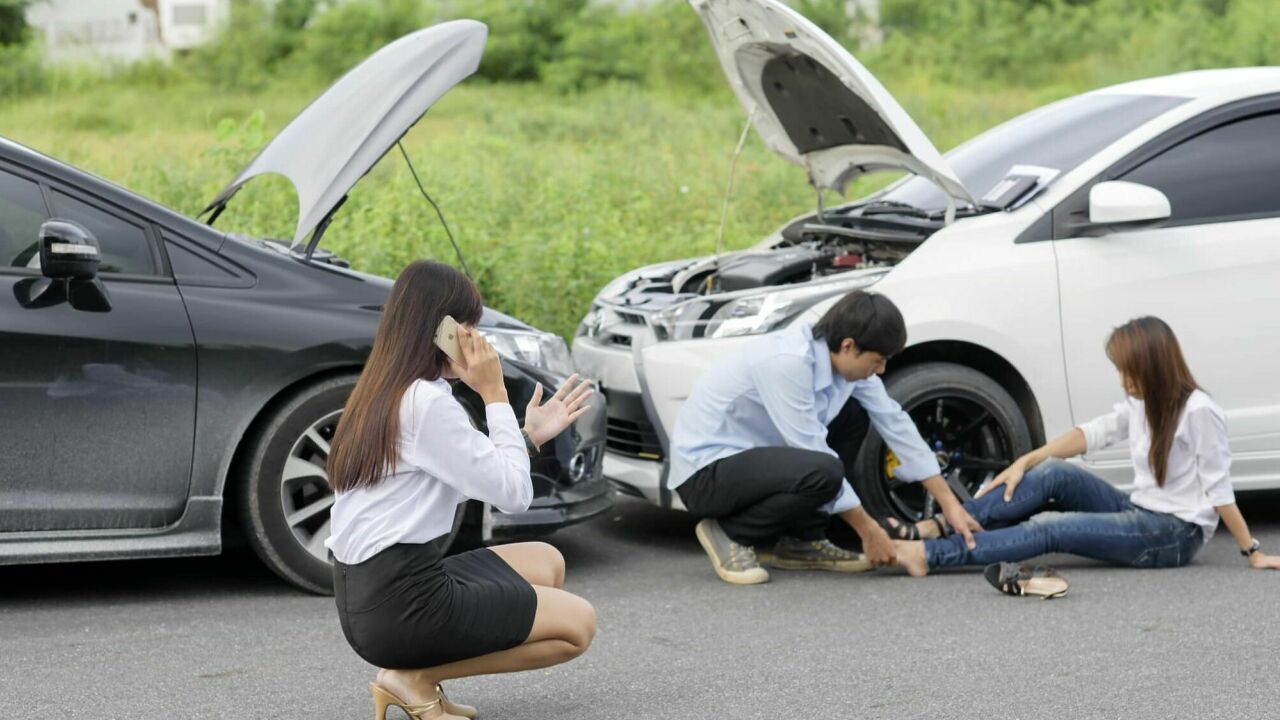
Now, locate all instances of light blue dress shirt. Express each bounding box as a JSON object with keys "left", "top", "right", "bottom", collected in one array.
[{"left": 668, "top": 324, "right": 942, "bottom": 514}]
